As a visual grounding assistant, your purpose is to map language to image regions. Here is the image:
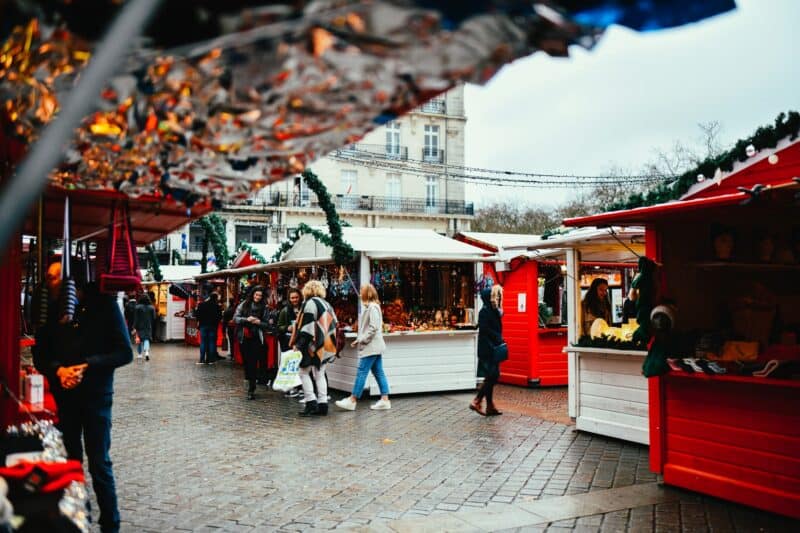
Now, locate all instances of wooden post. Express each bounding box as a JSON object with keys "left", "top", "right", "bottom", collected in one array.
[{"left": 565, "top": 248, "right": 581, "bottom": 419}]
